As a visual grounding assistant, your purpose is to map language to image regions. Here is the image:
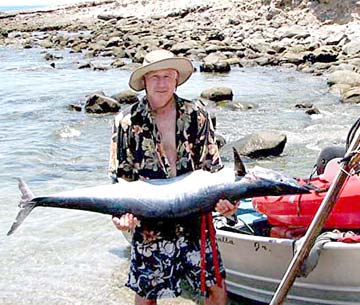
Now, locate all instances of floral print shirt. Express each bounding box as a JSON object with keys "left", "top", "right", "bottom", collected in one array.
[
  {"left": 109, "top": 94, "right": 221, "bottom": 181},
  {"left": 108, "top": 94, "right": 222, "bottom": 237}
]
